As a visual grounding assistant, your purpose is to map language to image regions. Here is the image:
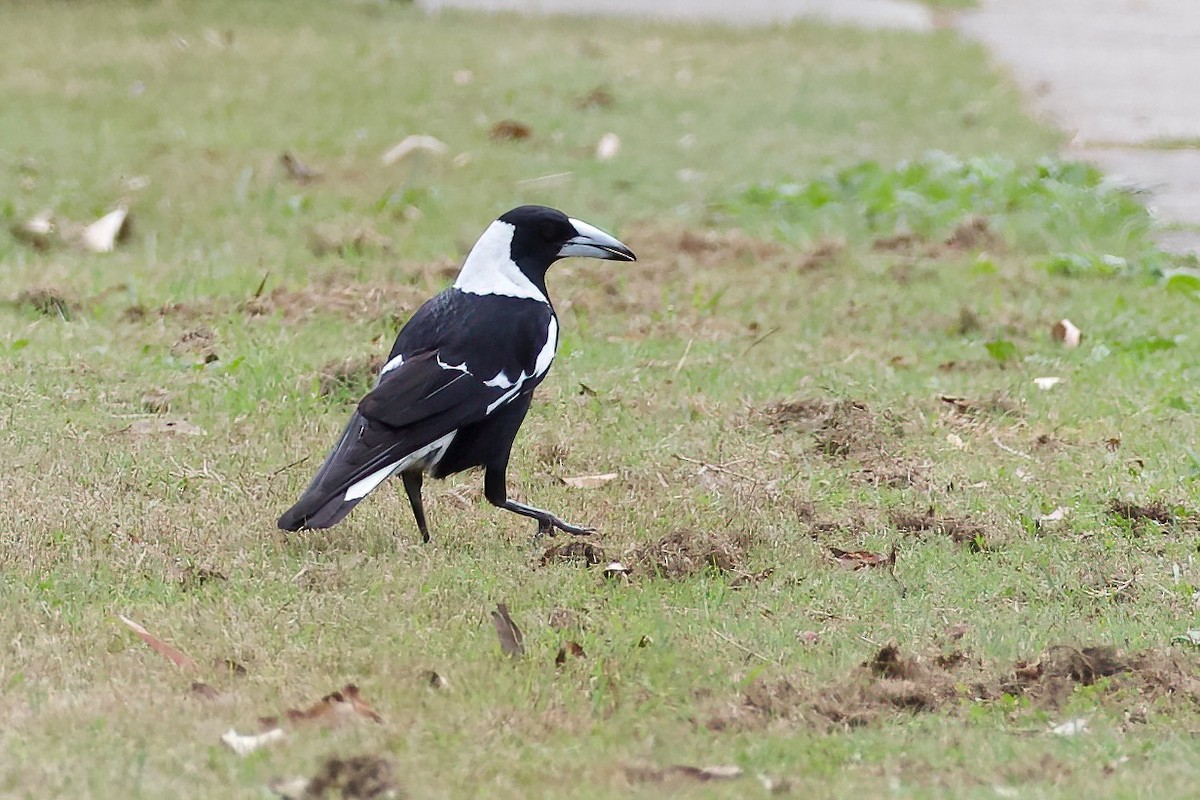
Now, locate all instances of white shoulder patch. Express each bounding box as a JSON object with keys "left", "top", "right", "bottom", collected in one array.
[
  {"left": 534, "top": 316, "right": 558, "bottom": 377},
  {"left": 453, "top": 220, "right": 549, "bottom": 303}
]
